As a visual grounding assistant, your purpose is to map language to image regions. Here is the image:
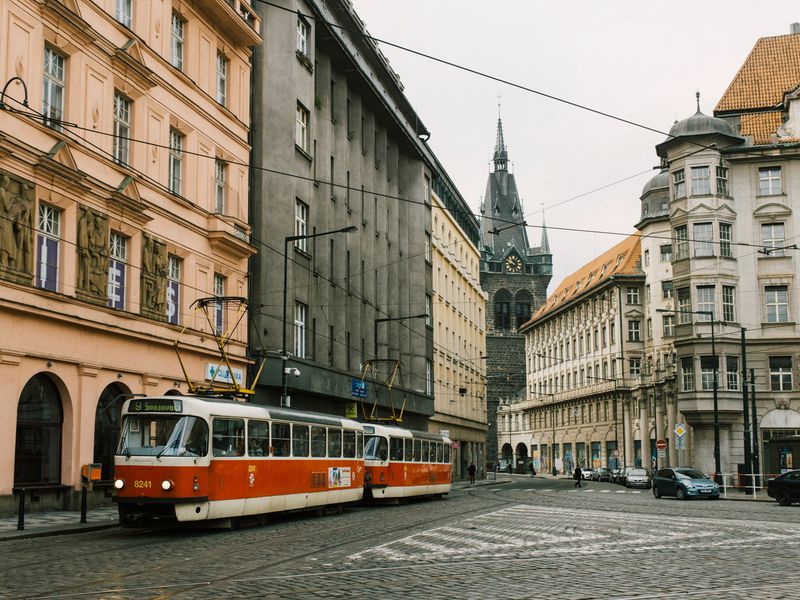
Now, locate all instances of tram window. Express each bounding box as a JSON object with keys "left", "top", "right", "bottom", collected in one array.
[
  {"left": 328, "top": 428, "right": 342, "bottom": 457},
  {"left": 389, "top": 437, "right": 404, "bottom": 461},
  {"left": 422, "top": 441, "right": 430, "bottom": 462},
  {"left": 356, "top": 431, "right": 363, "bottom": 458},
  {"left": 444, "top": 444, "right": 451, "bottom": 463},
  {"left": 212, "top": 418, "right": 245, "bottom": 457},
  {"left": 364, "top": 436, "right": 388, "bottom": 461},
  {"left": 292, "top": 424, "right": 310, "bottom": 457},
  {"left": 343, "top": 430, "right": 356, "bottom": 458},
  {"left": 413, "top": 439, "right": 421, "bottom": 462},
  {"left": 247, "top": 420, "right": 269, "bottom": 456},
  {"left": 271, "top": 422, "right": 290, "bottom": 457},
  {"left": 403, "top": 438, "right": 412, "bottom": 462},
  {"left": 435, "top": 442, "right": 443, "bottom": 463},
  {"left": 311, "top": 426, "right": 327, "bottom": 457}
]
